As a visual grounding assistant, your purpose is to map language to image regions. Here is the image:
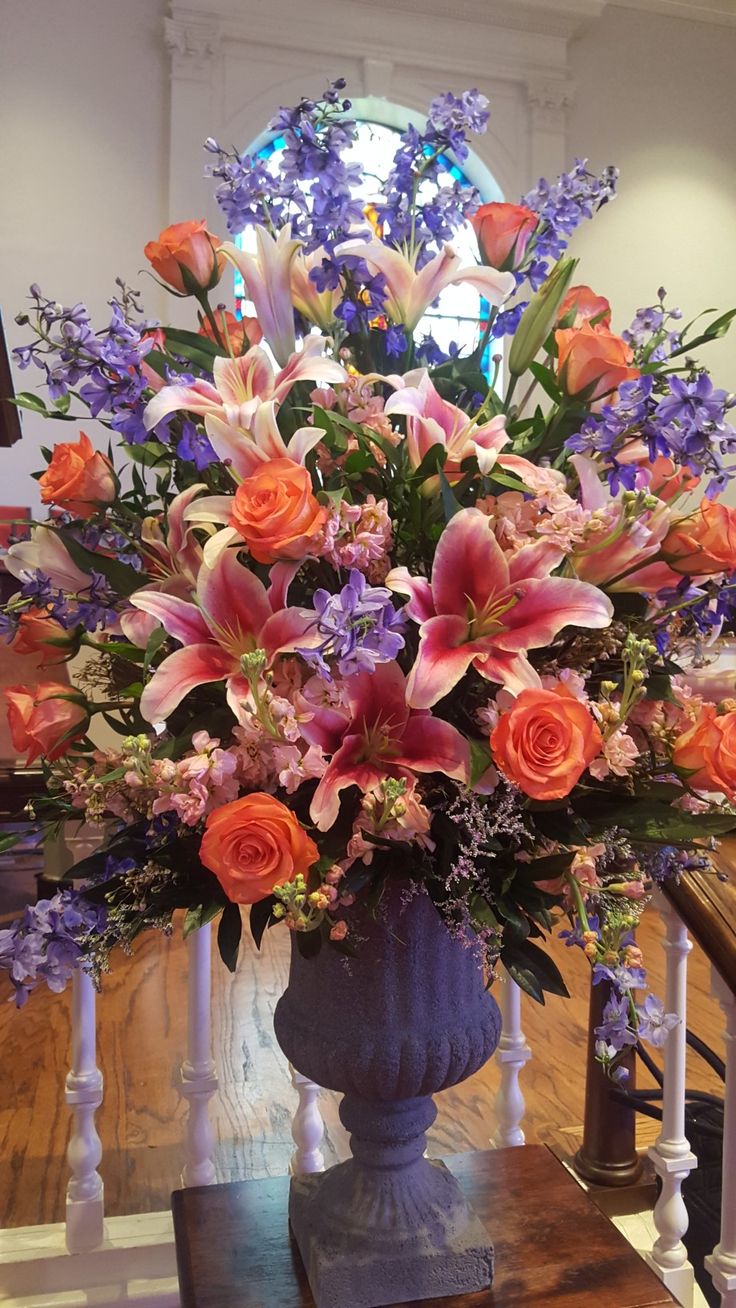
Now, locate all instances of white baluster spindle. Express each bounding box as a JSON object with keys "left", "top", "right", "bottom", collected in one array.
[
  {"left": 65, "top": 966, "right": 105, "bottom": 1253},
  {"left": 289, "top": 1065, "right": 325, "bottom": 1174},
  {"left": 646, "top": 892, "right": 697, "bottom": 1307},
  {"left": 180, "top": 922, "right": 218, "bottom": 1187},
  {"left": 63, "top": 820, "right": 106, "bottom": 1253},
  {"left": 493, "top": 972, "right": 531, "bottom": 1147},
  {"left": 705, "top": 971, "right": 736, "bottom": 1305}
]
